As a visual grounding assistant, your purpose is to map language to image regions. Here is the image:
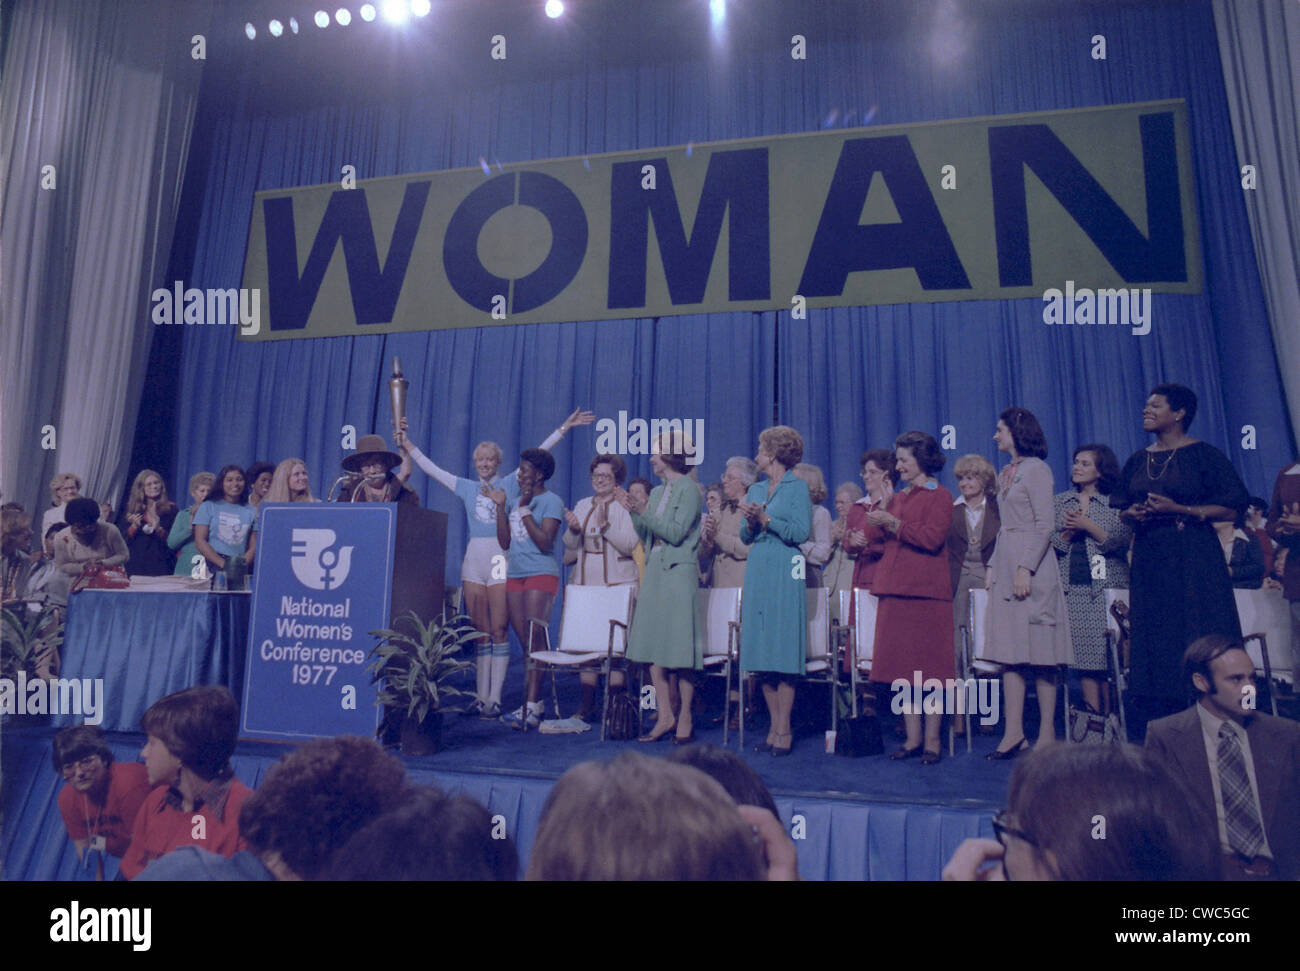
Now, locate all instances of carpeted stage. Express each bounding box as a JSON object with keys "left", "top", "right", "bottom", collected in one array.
[{"left": 3, "top": 662, "right": 1012, "bottom": 881}]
